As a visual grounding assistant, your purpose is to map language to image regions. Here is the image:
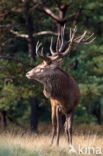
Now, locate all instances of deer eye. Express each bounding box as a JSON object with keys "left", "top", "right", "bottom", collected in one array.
[{"left": 40, "top": 68, "right": 44, "bottom": 72}]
